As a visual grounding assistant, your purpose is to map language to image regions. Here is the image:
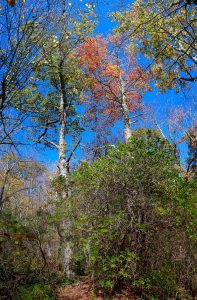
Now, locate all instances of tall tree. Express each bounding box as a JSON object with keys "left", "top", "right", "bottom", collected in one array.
[
  {"left": 113, "top": 0, "right": 197, "bottom": 90},
  {"left": 77, "top": 34, "right": 150, "bottom": 142},
  {"left": 0, "top": 0, "right": 48, "bottom": 149},
  {"left": 23, "top": 1, "right": 96, "bottom": 277},
  {"left": 30, "top": 1, "right": 95, "bottom": 178}
]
